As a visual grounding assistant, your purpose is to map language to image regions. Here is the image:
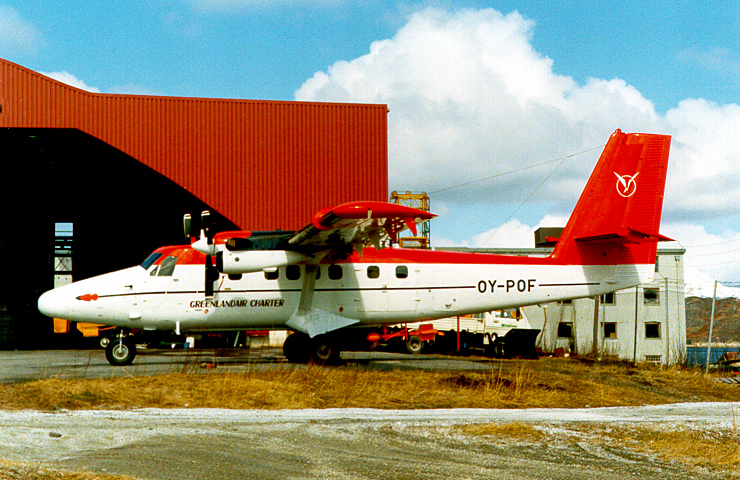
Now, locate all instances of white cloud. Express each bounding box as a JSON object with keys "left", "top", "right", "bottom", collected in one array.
[
  {"left": 663, "top": 99, "right": 740, "bottom": 217},
  {"left": 434, "top": 214, "right": 569, "bottom": 249},
  {"left": 662, "top": 222, "right": 740, "bottom": 285},
  {"left": 296, "top": 7, "right": 664, "bottom": 208},
  {"left": 0, "top": 6, "right": 44, "bottom": 57},
  {"left": 39, "top": 71, "right": 101, "bottom": 93},
  {"left": 295, "top": 7, "right": 740, "bottom": 281}
]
